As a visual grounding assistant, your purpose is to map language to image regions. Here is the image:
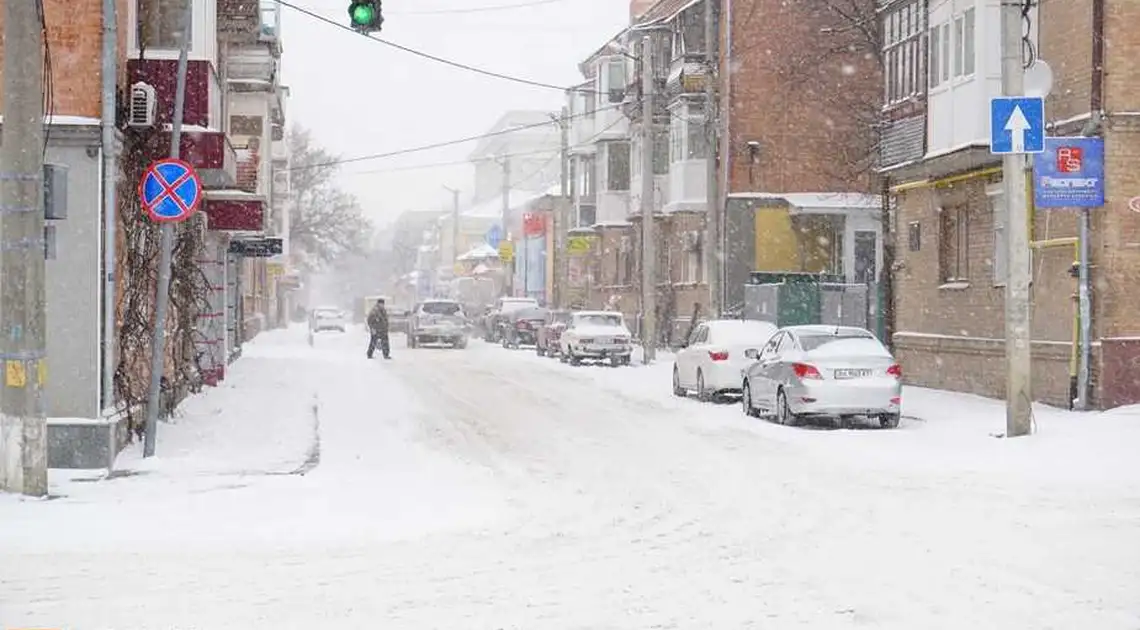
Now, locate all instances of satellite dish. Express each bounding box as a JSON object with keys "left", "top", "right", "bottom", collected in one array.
[{"left": 1024, "top": 60, "right": 1054, "bottom": 98}]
